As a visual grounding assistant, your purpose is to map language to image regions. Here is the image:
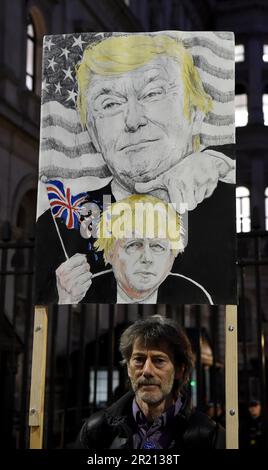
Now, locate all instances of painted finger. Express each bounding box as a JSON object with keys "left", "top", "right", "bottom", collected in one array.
[
  {"left": 66, "top": 262, "right": 91, "bottom": 280},
  {"left": 178, "top": 184, "right": 197, "bottom": 212},
  {"left": 167, "top": 181, "right": 184, "bottom": 212},
  {"left": 194, "top": 185, "right": 207, "bottom": 205},
  {"left": 58, "top": 266, "right": 87, "bottom": 289},
  {"left": 74, "top": 271, "right": 93, "bottom": 287},
  {"left": 57, "top": 253, "right": 88, "bottom": 273},
  {"left": 58, "top": 258, "right": 90, "bottom": 282},
  {"left": 62, "top": 267, "right": 92, "bottom": 291},
  {"left": 204, "top": 180, "right": 218, "bottom": 199},
  {"left": 135, "top": 176, "right": 165, "bottom": 193},
  {"left": 72, "top": 279, "right": 92, "bottom": 300}
]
